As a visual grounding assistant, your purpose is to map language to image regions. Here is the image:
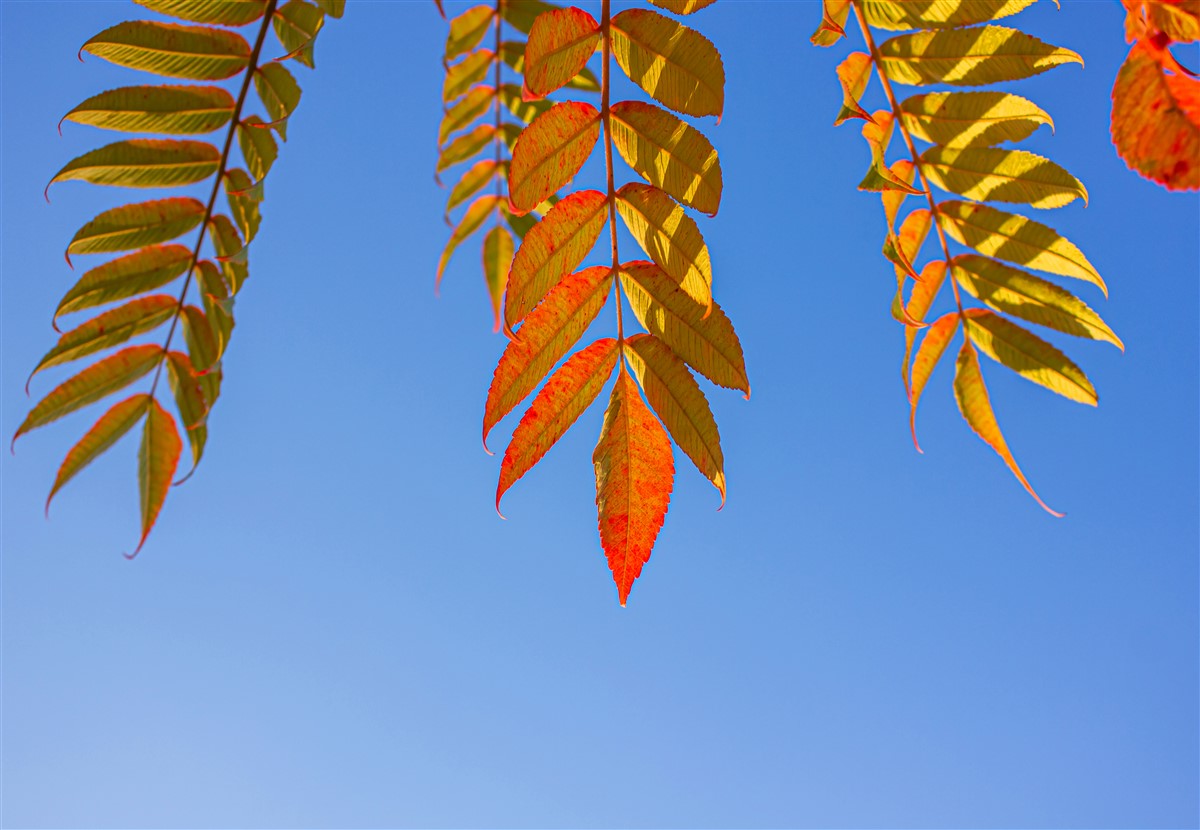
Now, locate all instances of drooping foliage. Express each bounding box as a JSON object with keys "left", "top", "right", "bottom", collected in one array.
[
  {"left": 18, "top": 0, "right": 340, "bottom": 554},
  {"left": 446, "top": 0, "right": 744, "bottom": 605},
  {"left": 1111, "top": 0, "right": 1199, "bottom": 191},
  {"left": 435, "top": 0, "right": 600, "bottom": 328},
  {"left": 813, "top": 0, "right": 1121, "bottom": 514}
]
